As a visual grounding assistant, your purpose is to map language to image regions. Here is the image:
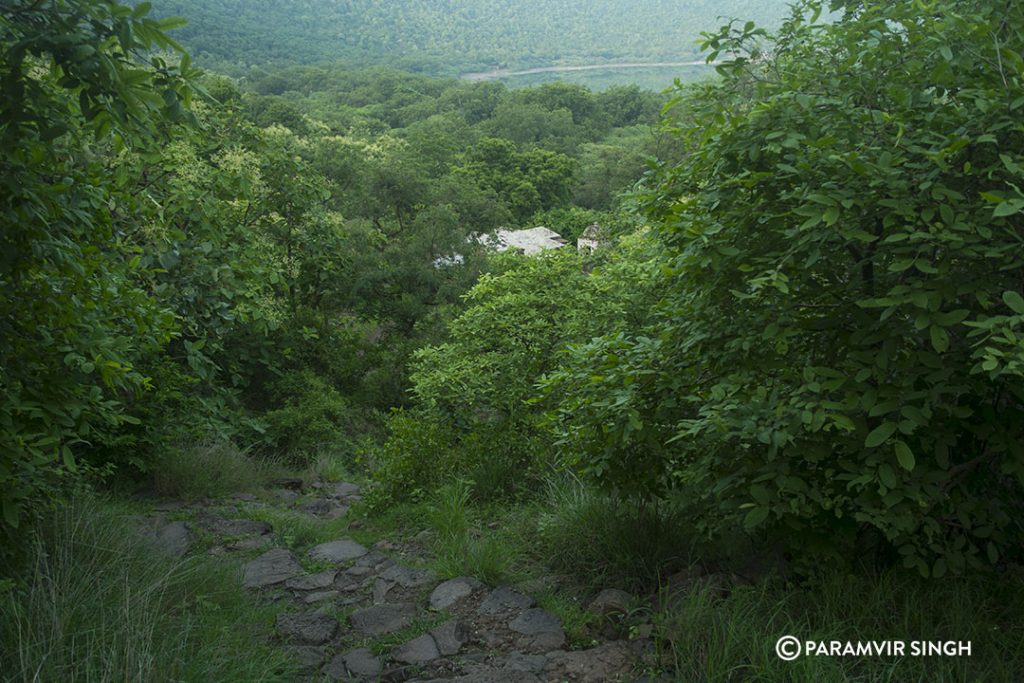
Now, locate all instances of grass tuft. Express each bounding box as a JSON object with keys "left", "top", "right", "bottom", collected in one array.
[{"left": 0, "top": 496, "right": 298, "bottom": 682}]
